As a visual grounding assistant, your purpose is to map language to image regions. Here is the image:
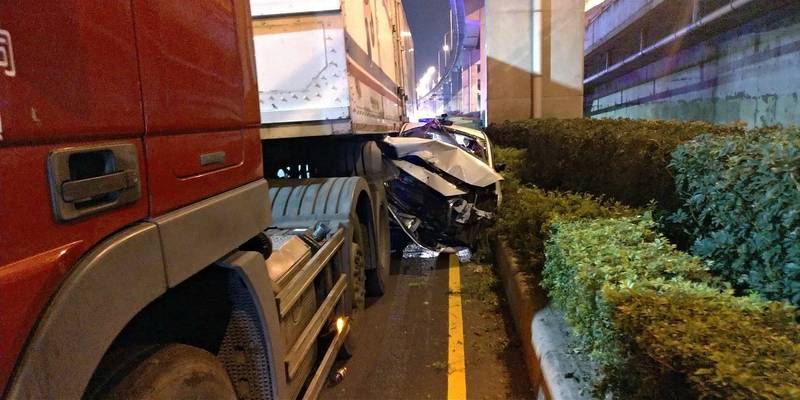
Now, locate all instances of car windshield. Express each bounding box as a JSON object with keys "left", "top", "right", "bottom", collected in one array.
[{"left": 400, "top": 122, "right": 489, "bottom": 163}]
